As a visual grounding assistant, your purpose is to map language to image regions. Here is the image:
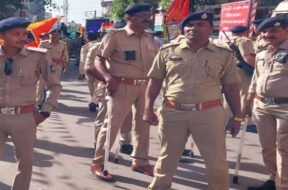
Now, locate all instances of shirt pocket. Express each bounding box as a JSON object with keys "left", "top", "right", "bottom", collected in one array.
[
  {"left": 17, "top": 66, "right": 39, "bottom": 86},
  {"left": 257, "top": 60, "right": 269, "bottom": 73},
  {"left": 166, "top": 57, "right": 188, "bottom": 74}
]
